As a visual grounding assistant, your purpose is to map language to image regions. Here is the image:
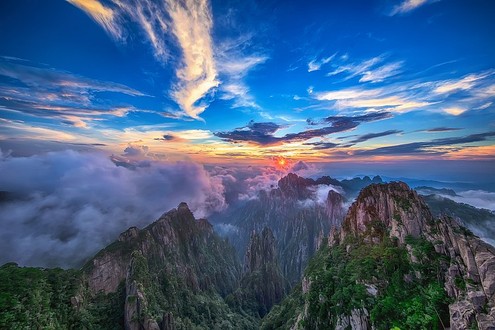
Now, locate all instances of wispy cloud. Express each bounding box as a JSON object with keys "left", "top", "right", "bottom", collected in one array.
[
  {"left": 326, "top": 54, "right": 403, "bottom": 83},
  {"left": 69, "top": 0, "right": 219, "bottom": 120},
  {"left": 313, "top": 86, "right": 432, "bottom": 113},
  {"left": 166, "top": 0, "right": 218, "bottom": 120},
  {"left": 217, "top": 52, "right": 268, "bottom": 109},
  {"left": 432, "top": 72, "right": 491, "bottom": 95},
  {"left": 312, "top": 69, "right": 495, "bottom": 115},
  {"left": 67, "top": 0, "right": 122, "bottom": 40},
  {"left": 359, "top": 61, "right": 403, "bottom": 83},
  {"left": 0, "top": 57, "right": 145, "bottom": 96},
  {"left": 0, "top": 57, "right": 149, "bottom": 128},
  {"left": 390, "top": 0, "right": 431, "bottom": 16},
  {"left": 356, "top": 131, "right": 495, "bottom": 156},
  {"left": 308, "top": 54, "right": 335, "bottom": 72}
]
